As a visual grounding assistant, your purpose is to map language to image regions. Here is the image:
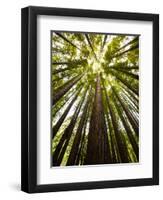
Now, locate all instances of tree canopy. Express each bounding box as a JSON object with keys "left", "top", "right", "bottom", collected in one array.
[{"left": 51, "top": 32, "right": 139, "bottom": 166}]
